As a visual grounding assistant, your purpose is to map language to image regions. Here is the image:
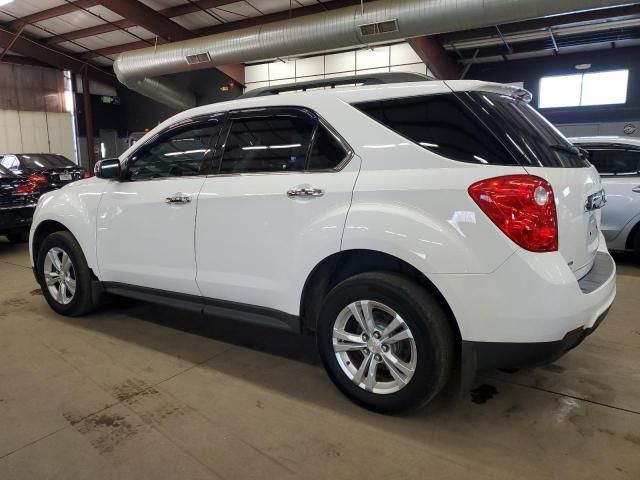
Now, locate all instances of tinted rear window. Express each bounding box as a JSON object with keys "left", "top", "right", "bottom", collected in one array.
[
  {"left": 354, "top": 94, "right": 517, "bottom": 165},
  {"left": 460, "top": 92, "right": 590, "bottom": 168},
  {"left": 19, "top": 154, "right": 75, "bottom": 169}
]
